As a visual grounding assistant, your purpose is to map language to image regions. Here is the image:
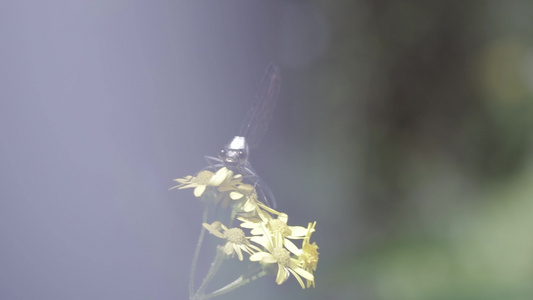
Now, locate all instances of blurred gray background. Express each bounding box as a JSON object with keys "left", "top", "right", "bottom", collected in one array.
[{"left": 2, "top": 1, "right": 533, "bottom": 299}]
